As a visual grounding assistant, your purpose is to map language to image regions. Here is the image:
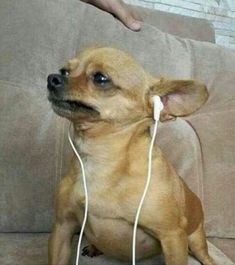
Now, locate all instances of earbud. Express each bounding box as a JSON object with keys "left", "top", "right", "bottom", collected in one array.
[{"left": 152, "top": 95, "right": 164, "bottom": 121}]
